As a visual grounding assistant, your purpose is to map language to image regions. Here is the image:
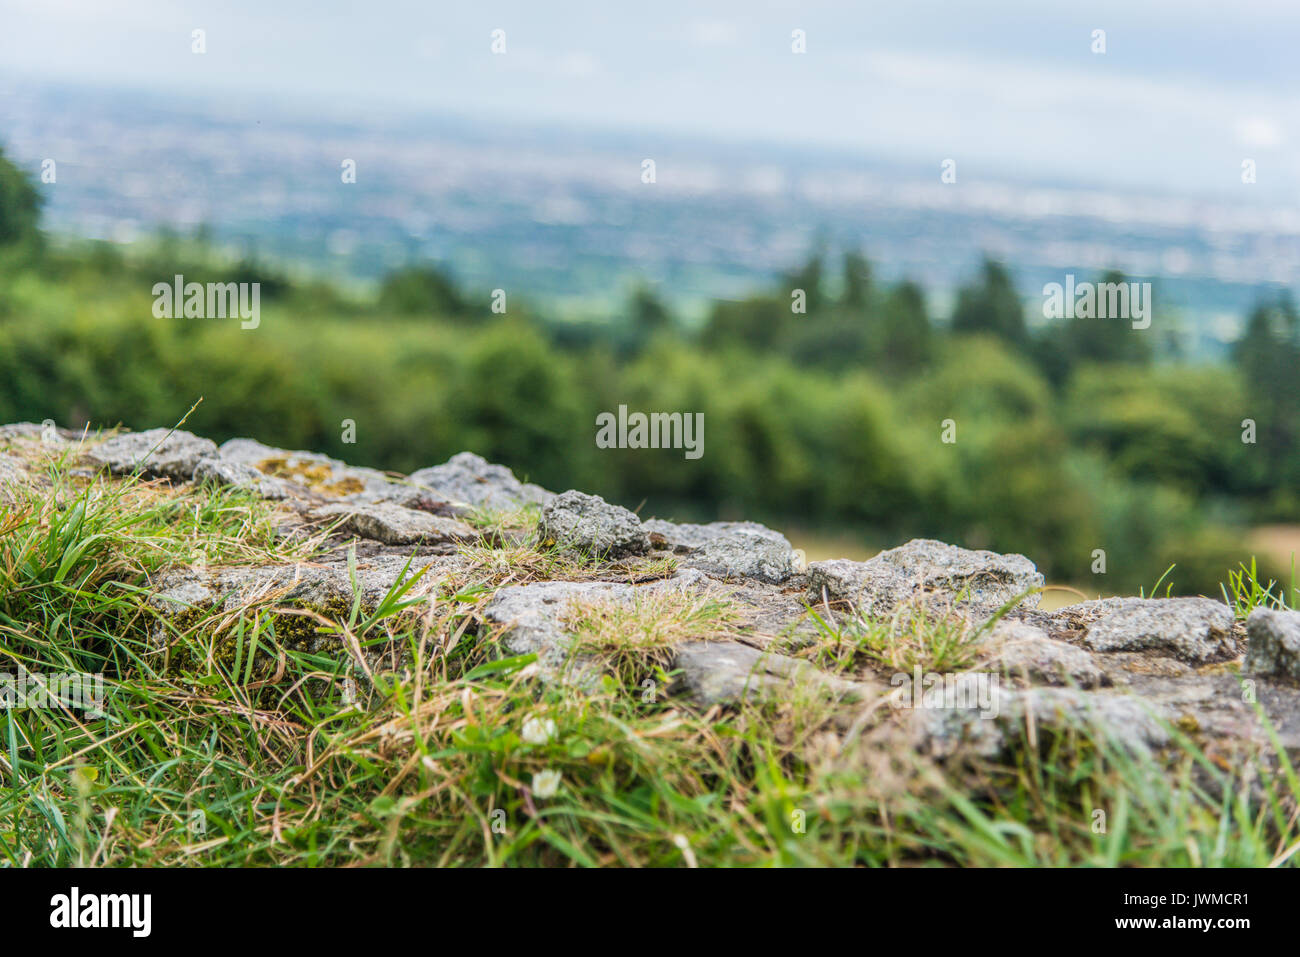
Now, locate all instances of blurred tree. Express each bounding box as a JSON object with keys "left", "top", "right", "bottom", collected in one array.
[
  {"left": 444, "top": 320, "right": 585, "bottom": 487},
  {"left": 951, "top": 258, "right": 1028, "bottom": 349},
  {"left": 877, "top": 280, "right": 933, "bottom": 372},
  {"left": 230, "top": 256, "right": 291, "bottom": 301},
  {"left": 1036, "top": 269, "right": 1154, "bottom": 384},
  {"left": 0, "top": 146, "right": 43, "bottom": 247},
  {"left": 0, "top": 223, "right": 1282, "bottom": 596},
  {"left": 627, "top": 283, "right": 674, "bottom": 352},
  {"left": 786, "top": 314, "right": 873, "bottom": 370},
  {"left": 1232, "top": 293, "right": 1300, "bottom": 515},
  {"left": 781, "top": 250, "right": 826, "bottom": 316},
  {"left": 908, "top": 335, "right": 1050, "bottom": 423},
  {"left": 840, "top": 250, "right": 873, "bottom": 309},
  {"left": 1064, "top": 366, "right": 1246, "bottom": 496},
  {"left": 702, "top": 295, "right": 788, "bottom": 350},
  {"left": 378, "top": 264, "right": 465, "bottom": 316}
]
